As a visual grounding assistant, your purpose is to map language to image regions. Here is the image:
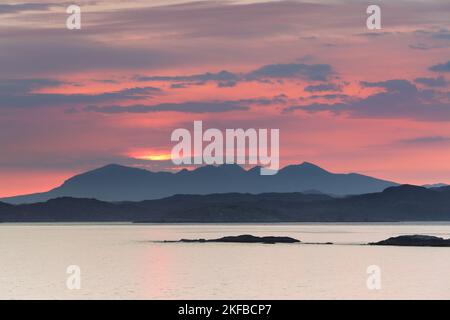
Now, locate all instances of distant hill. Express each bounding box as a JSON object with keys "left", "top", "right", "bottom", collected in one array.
[
  {"left": 1, "top": 162, "right": 398, "bottom": 204},
  {"left": 423, "top": 183, "right": 449, "bottom": 189},
  {"left": 2, "top": 185, "right": 450, "bottom": 223}
]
